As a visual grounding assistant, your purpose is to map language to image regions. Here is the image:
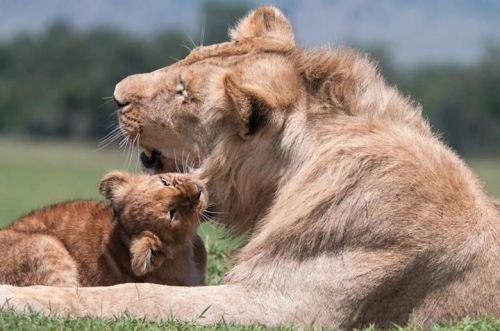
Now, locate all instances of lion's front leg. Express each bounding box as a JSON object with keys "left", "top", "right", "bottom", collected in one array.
[
  {"left": 0, "top": 285, "right": 78, "bottom": 316},
  {"left": 0, "top": 283, "right": 293, "bottom": 326}
]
